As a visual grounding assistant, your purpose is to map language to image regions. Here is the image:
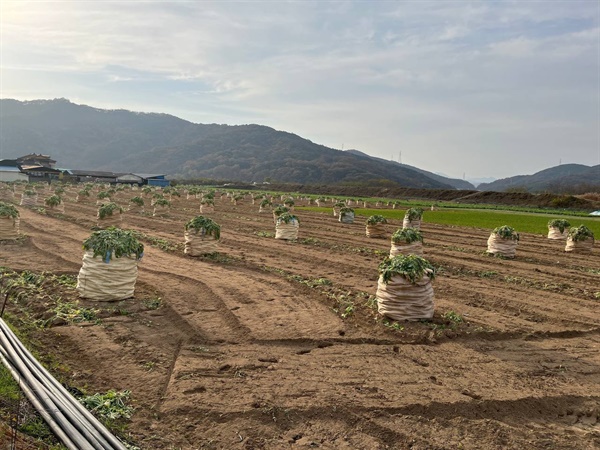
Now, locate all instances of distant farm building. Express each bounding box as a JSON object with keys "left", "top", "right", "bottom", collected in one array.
[
  {"left": 0, "top": 159, "right": 29, "bottom": 182},
  {"left": 116, "top": 173, "right": 170, "bottom": 187},
  {"left": 2, "top": 153, "right": 170, "bottom": 186},
  {"left": 16, "top": 153, "right": 57, "bottom": 169},
  {"left": 20, "top": 165, "right": 64, "bottom": 181},
  {"left": 70, "top": 170, "right": 120, "bottom": 184}
]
